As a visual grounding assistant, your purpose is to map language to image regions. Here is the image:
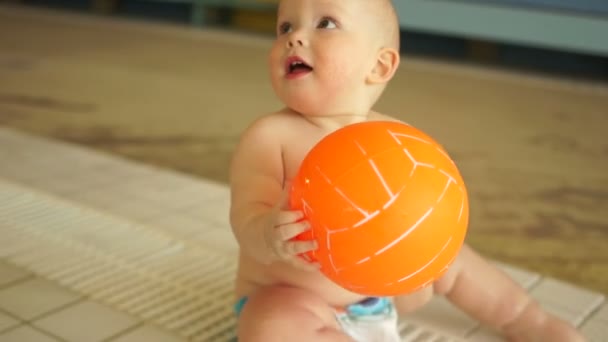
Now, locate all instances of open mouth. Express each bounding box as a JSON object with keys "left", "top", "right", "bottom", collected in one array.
[{"left": 286, "top": 56, "right": 313, "bottom": 76}]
